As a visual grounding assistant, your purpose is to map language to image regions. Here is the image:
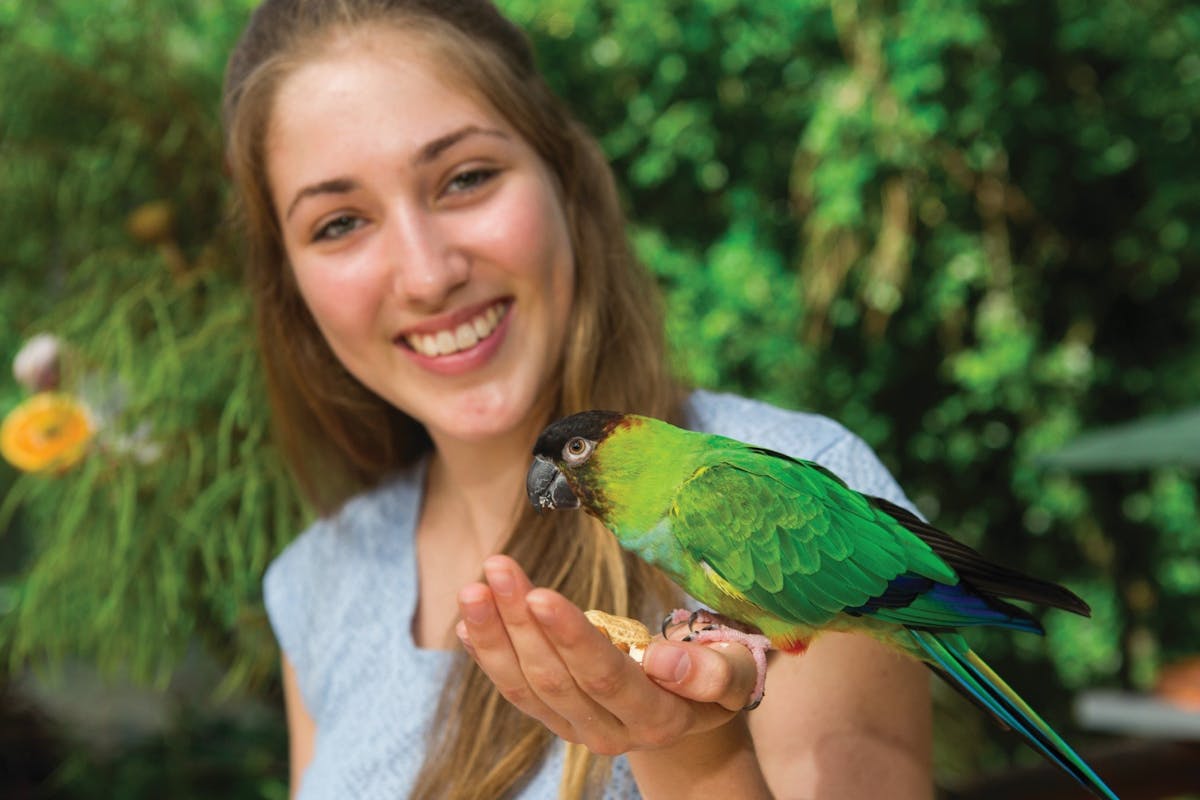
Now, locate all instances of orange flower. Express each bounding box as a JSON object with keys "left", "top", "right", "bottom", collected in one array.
[{"left": 0, "top": 392, "right": 95, "bottom": 473}]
